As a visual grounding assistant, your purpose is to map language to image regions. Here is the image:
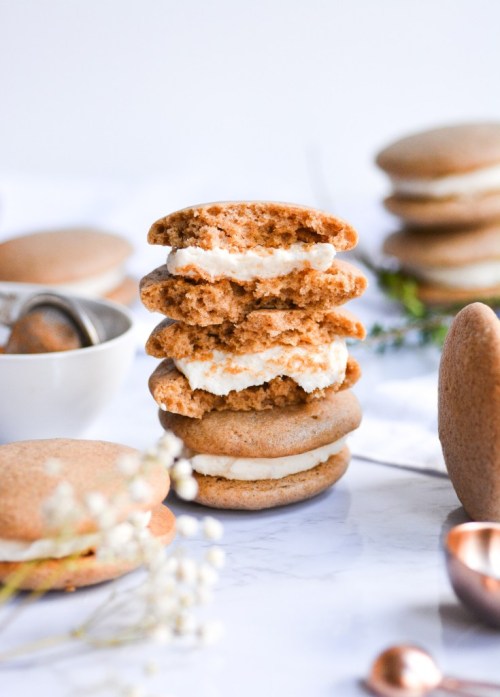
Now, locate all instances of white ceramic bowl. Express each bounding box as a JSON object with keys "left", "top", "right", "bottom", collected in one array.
[{"left": 0, "top": 289, "right": 137, "bottom": 442}]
